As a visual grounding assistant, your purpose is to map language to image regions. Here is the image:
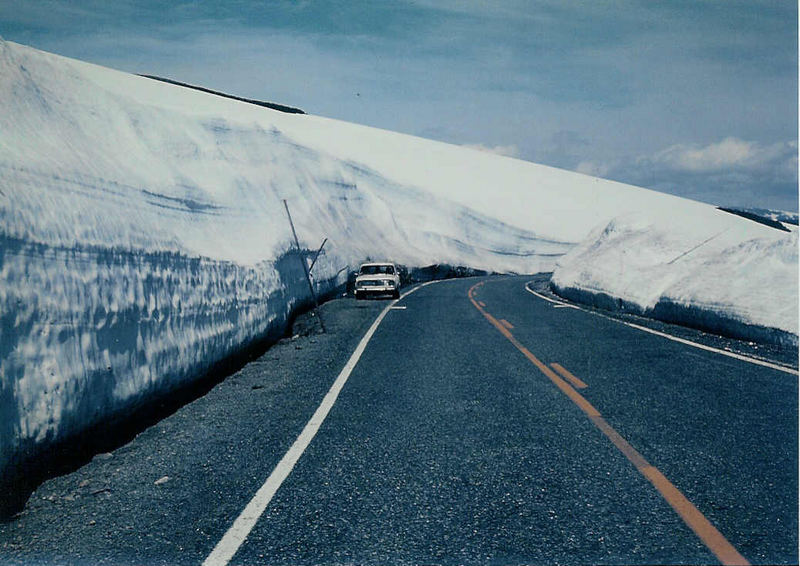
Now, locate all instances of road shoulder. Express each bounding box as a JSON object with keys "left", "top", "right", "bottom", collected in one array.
[{"left": 0, "top": 296, "right": 386, "bottom": 565}]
